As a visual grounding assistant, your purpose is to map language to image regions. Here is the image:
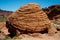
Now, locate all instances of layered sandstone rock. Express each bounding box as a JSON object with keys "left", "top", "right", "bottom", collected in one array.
[{"left": 6, "top": 3, "right": 57, "bottom": 36}]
